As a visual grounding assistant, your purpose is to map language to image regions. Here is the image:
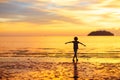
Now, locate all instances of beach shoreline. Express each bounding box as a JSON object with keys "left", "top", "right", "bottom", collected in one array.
[{"left": 0, "top": 57, "right": 120, "bottom": 80}]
